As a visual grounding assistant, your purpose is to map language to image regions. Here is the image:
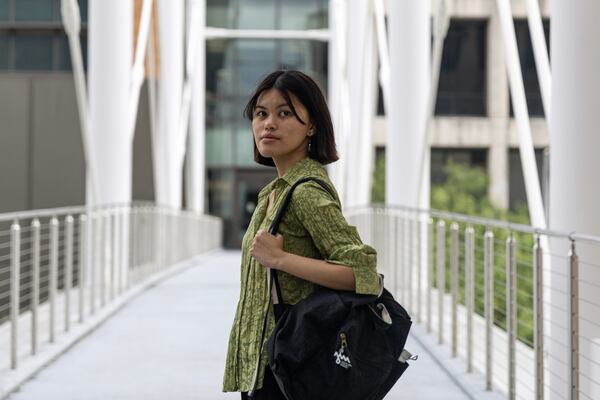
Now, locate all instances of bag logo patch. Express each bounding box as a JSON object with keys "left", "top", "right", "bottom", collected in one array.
[{"left": 334, "top": 333, "right": 352, "bottom": 369}]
